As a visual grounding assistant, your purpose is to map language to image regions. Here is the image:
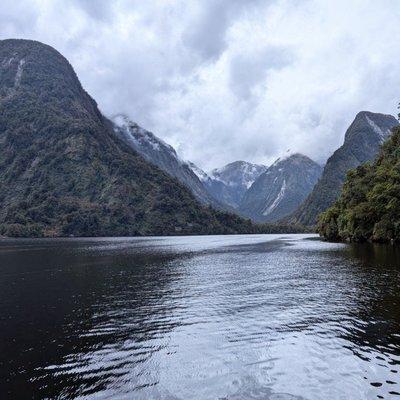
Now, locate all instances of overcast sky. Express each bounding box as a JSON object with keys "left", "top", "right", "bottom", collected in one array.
[{"left": 1, "top": 0, "right": 399, "bottom": 170}]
